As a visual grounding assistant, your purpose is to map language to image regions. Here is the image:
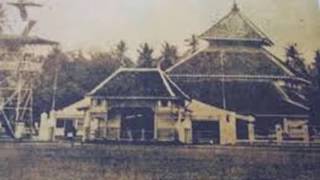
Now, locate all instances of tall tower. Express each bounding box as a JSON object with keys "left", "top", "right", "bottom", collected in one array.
[{"left": 0, "top": 0, "right": 58, "bottom": 138}]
